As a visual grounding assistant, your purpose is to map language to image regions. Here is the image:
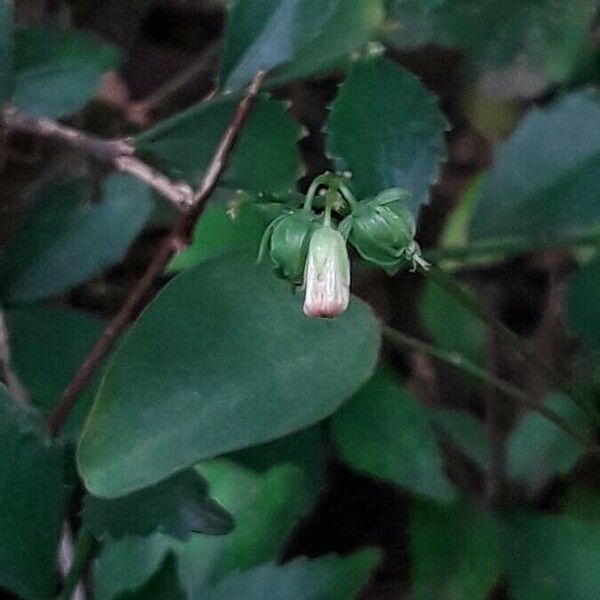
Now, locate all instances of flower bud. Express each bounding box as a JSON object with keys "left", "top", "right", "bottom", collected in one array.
[
  {"left": 261, "top": 211, "right": 316, "bottom": 284},
  {"left": 303, "top": 226, "right": 350, "bottom": 318},
  {"left": 345, "top": 188, "right": 416, "bottom": 269}
]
